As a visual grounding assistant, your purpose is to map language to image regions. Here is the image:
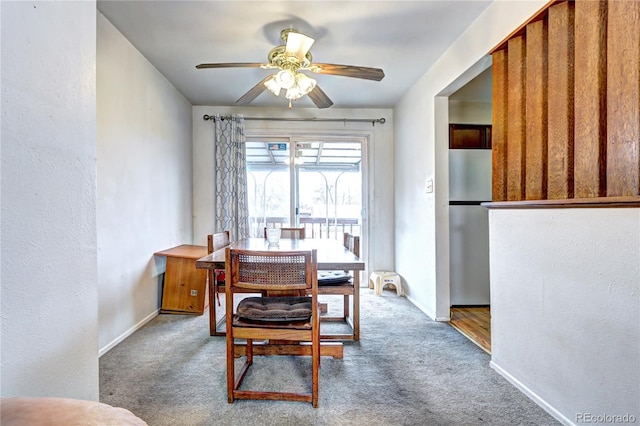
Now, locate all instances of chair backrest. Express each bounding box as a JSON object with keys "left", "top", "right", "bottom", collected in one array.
[
  {"left": 263, "top": 227, "right": 305, "bottom": 240},
  {"left": 208, "top": 231, "right": 231, "bottom": 254},
  {"left": 226, "top": 248, "right": 317, "bottom": 294},
  {"left": 343, "top": 233, "right": 360, "bottom": 257}
]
